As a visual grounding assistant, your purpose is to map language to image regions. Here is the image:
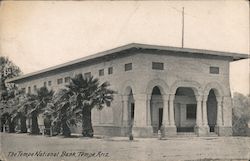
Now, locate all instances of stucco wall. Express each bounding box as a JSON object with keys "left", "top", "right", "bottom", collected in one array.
[{"left": 15, "top": 51, "right": 232, "bottom": 135}]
